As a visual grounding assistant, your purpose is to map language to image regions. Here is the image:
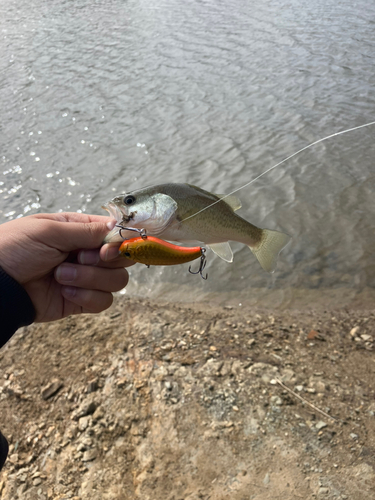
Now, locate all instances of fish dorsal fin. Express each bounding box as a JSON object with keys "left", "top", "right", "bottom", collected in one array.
[
  {"left": 207, "top": 242, "right": 233, "bottom": 262},
  {"left": 214, "top": 194, "right": 242, "bottom": 211}
]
